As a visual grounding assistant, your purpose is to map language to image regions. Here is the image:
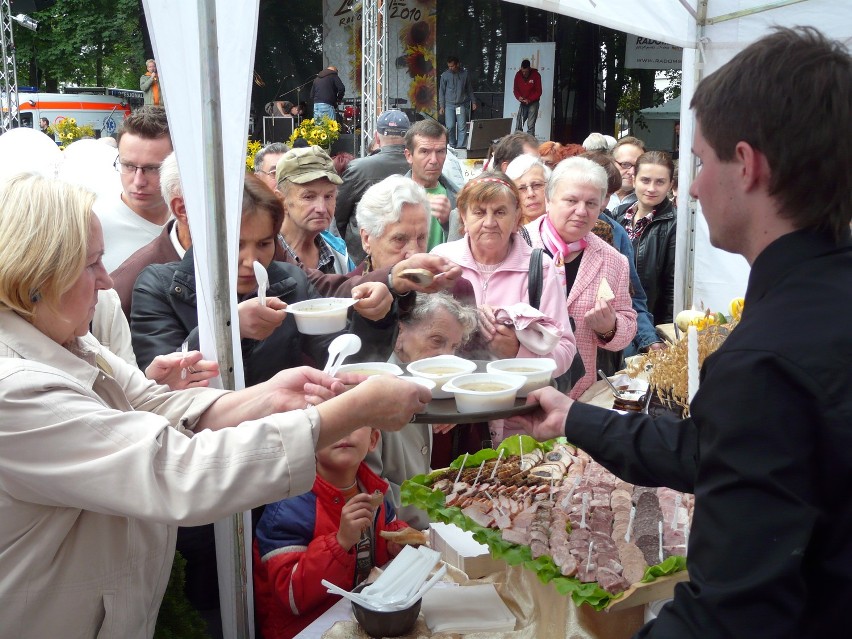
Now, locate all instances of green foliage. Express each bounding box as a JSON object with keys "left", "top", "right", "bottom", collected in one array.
[
  {"left": 154, "top": 551, "right": 211, "bottom": 639},
  {"left": 14, "top": 0, "right": 144, "bottom": 91}
]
